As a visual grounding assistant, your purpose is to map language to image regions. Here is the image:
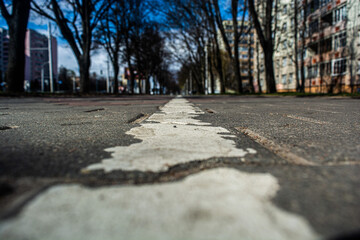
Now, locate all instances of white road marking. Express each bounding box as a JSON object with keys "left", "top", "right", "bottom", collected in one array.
[
  {"left": 84, "top": 97, "right": 256, "bottom": 172},
  {"left": 0, "top": 168, "right": 319, "bottom": 240},
  {"left": 286, "top": 115, "right": 330, "bottom": 125}
]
